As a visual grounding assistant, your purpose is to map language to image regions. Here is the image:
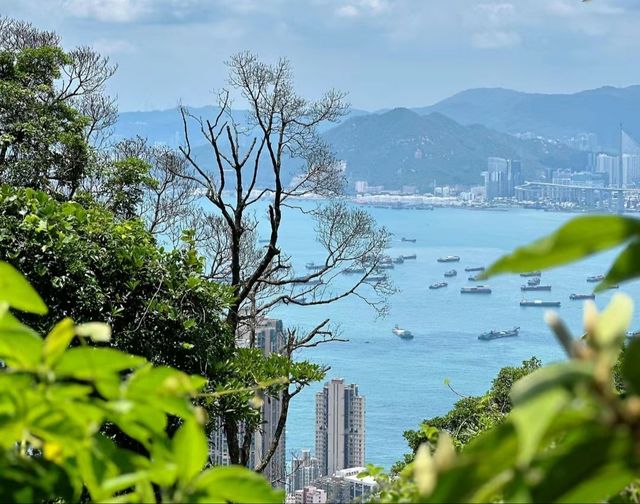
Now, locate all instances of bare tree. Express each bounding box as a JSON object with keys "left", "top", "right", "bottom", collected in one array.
[{"left": 175, "top": 52, "right": 392, "bottom": 468}]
